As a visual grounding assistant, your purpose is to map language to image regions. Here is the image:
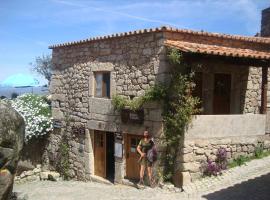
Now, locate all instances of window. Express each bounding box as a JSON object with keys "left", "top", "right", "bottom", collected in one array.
[
  {"left": 130, "top": 138, "right": 140, "bottom": 153},
  {"left": 94, "top": 72, "right": 110, "bottom": 98}
]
